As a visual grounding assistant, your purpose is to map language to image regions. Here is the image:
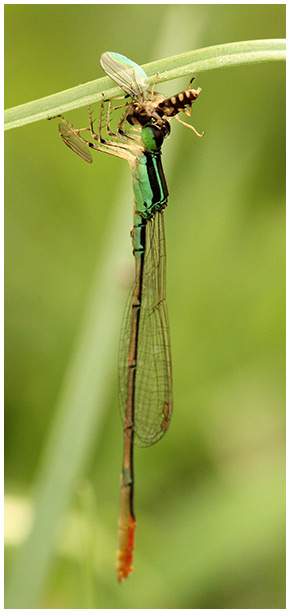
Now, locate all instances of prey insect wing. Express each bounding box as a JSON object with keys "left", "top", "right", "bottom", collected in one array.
[
  {"left": 59, "top": 124, "right": 93, "bottom": 163},
  {"left": 100, "top": 51, "right": 148, "bottom": 98}
]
